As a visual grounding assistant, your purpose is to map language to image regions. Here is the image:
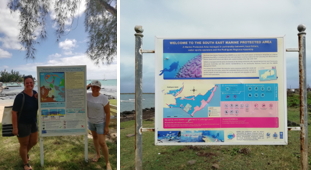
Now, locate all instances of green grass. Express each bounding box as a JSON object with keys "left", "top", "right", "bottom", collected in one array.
[
  {"left": 120, "top": 101, "right": 311, "bottom": 169},
  {"left": 0, "top": 135, "right": 117, "bottom": 170},
  {"left": 287, "top": 92, "right": 311, "bottom": 108},
  {"left": 0, "top": 99, "right": 118, "bottom": 169}
]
